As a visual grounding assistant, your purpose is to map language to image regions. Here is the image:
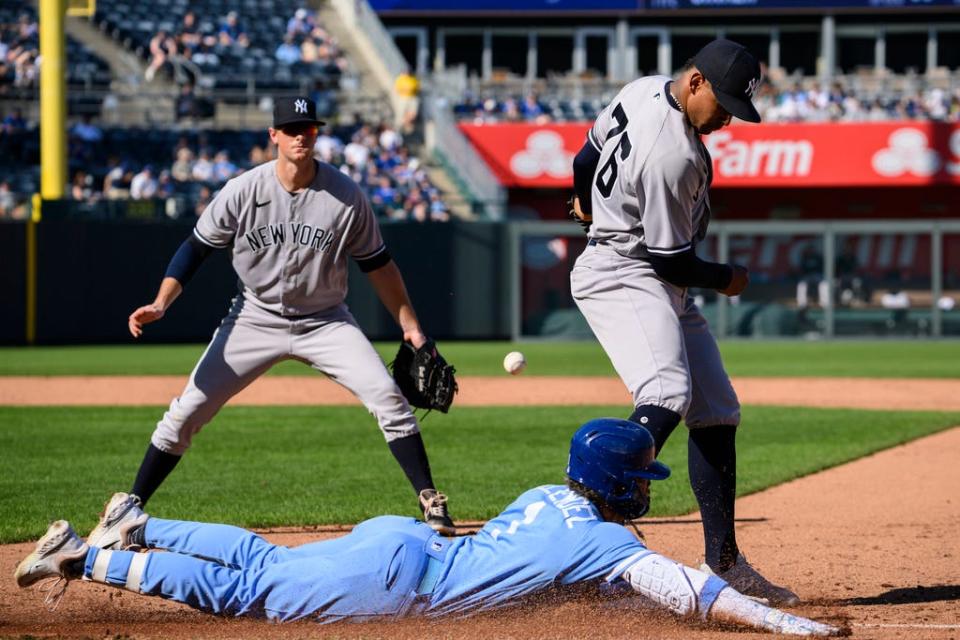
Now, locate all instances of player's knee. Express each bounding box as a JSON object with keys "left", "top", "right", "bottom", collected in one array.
[
  {"left": 685, "top": 406, "right": 740, "bottom": 429},
  {"left": 628, "top": 405, "right": 682, "bottom": 451}
]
